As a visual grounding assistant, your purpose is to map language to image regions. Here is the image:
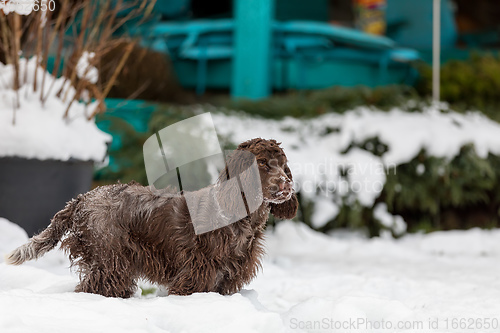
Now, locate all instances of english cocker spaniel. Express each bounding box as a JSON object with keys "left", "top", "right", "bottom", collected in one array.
[{"left": 6, "top": 138, "right": 298, "bottom": 298}]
